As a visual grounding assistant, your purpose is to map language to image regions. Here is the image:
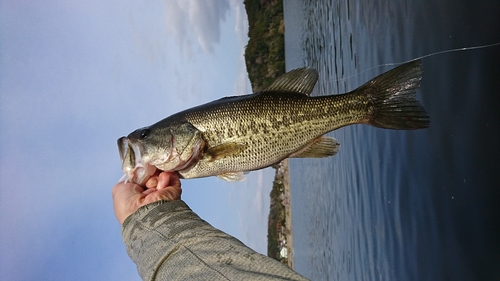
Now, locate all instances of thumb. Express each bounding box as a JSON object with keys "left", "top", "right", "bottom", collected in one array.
[
  {"left": 112, "top": 181, "right": 145, "bottom": 224},
  {"left": 112, "top": 181, "right": 143, "bottom": 202}
]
